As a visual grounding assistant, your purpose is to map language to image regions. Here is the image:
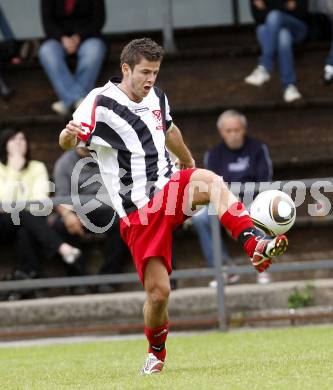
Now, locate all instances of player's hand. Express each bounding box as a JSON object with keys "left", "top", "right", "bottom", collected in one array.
[
  {"left": 175, "top": 157, "right": 196, "bottom": 170},
  {"left": 65, "top": 120, "right": 84, "bottom": 136},
  {"left": 63, "top": 120, "right": 85, "bottom": 140},
  {"left": 59, "top": 121, "right": 84, "bottom": 150}
]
